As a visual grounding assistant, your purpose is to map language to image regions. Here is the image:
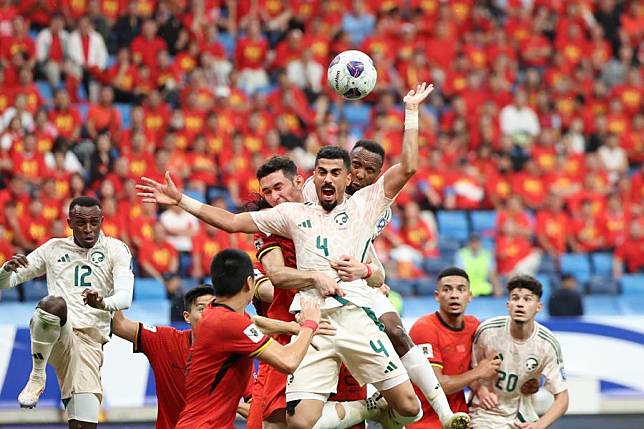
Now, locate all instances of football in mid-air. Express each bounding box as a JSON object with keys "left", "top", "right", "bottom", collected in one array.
[{"left": 327, "top": 50, "right": 377, "bottom": 100}]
